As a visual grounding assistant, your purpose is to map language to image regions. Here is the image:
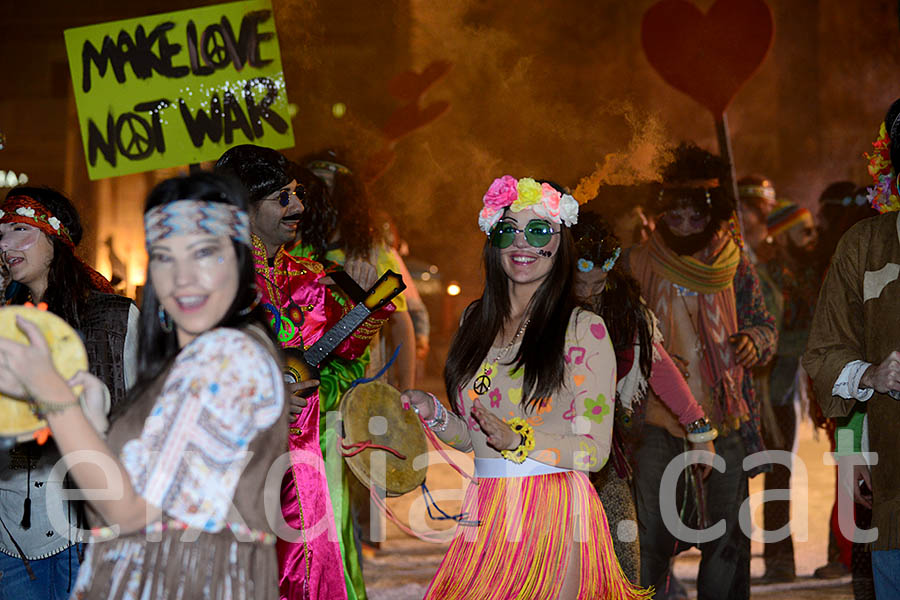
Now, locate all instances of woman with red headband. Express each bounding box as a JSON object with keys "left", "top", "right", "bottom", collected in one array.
[{"left": 0, "top": 187, "right": 137, "bottom": 600}]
